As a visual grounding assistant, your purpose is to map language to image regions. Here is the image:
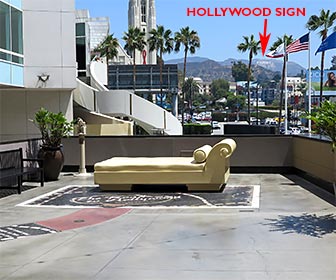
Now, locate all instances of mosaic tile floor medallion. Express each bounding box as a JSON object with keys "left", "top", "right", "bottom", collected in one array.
[
  {"left": 0, "top": 223, "right": 58, "bottom": 242},
  {"left": 18, "top": 185, "right": 260, "bottom": 209}
]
